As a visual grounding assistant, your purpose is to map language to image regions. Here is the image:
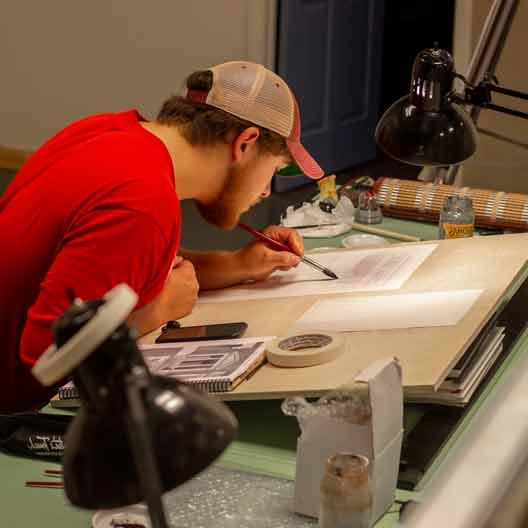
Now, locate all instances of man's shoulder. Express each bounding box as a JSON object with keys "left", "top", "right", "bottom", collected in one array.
[{"left": 52, "top": 112, "right": 173, "bottom": 186}]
